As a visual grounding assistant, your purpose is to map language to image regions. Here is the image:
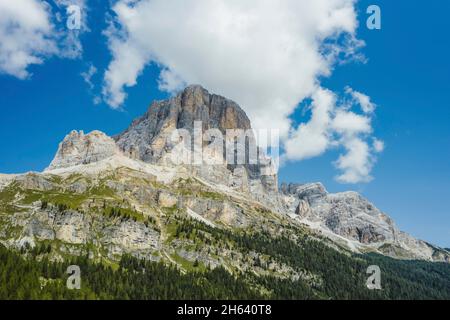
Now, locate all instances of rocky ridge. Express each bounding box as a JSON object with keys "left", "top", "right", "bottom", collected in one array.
[
  {"left": 114, "top": 85, "right": 278, "bottom": 195},
  {"left": 281, "top": 183, "right": 448, "bottom": 261},
  {"left": 47, "top": 130, "right": 120, "bottom": 170},
  {"left": 0, "top": 85, "right": 448, "bottom": 264}
]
